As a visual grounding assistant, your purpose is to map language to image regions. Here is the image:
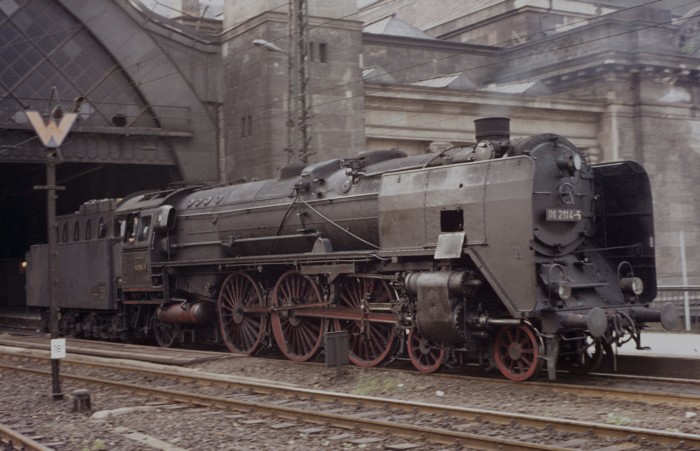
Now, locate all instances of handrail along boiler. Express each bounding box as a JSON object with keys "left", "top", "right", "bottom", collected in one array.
[{"left": 25, "top": 117, "right": 678, "bottom": 381}]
